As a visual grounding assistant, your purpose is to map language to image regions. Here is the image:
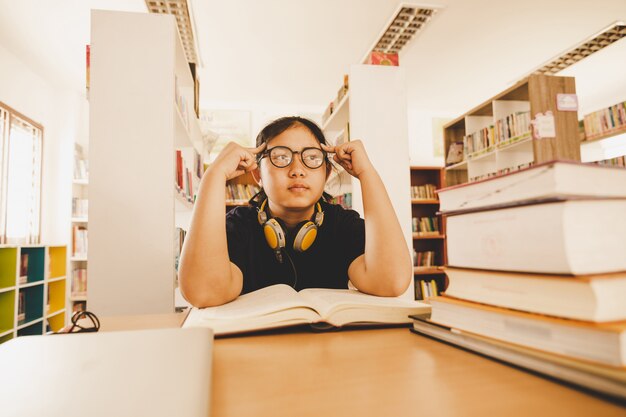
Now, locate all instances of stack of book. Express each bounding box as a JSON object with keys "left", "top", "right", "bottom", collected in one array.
[{"left": 410, "top": 160, "right": 626, "bottom": 400}]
